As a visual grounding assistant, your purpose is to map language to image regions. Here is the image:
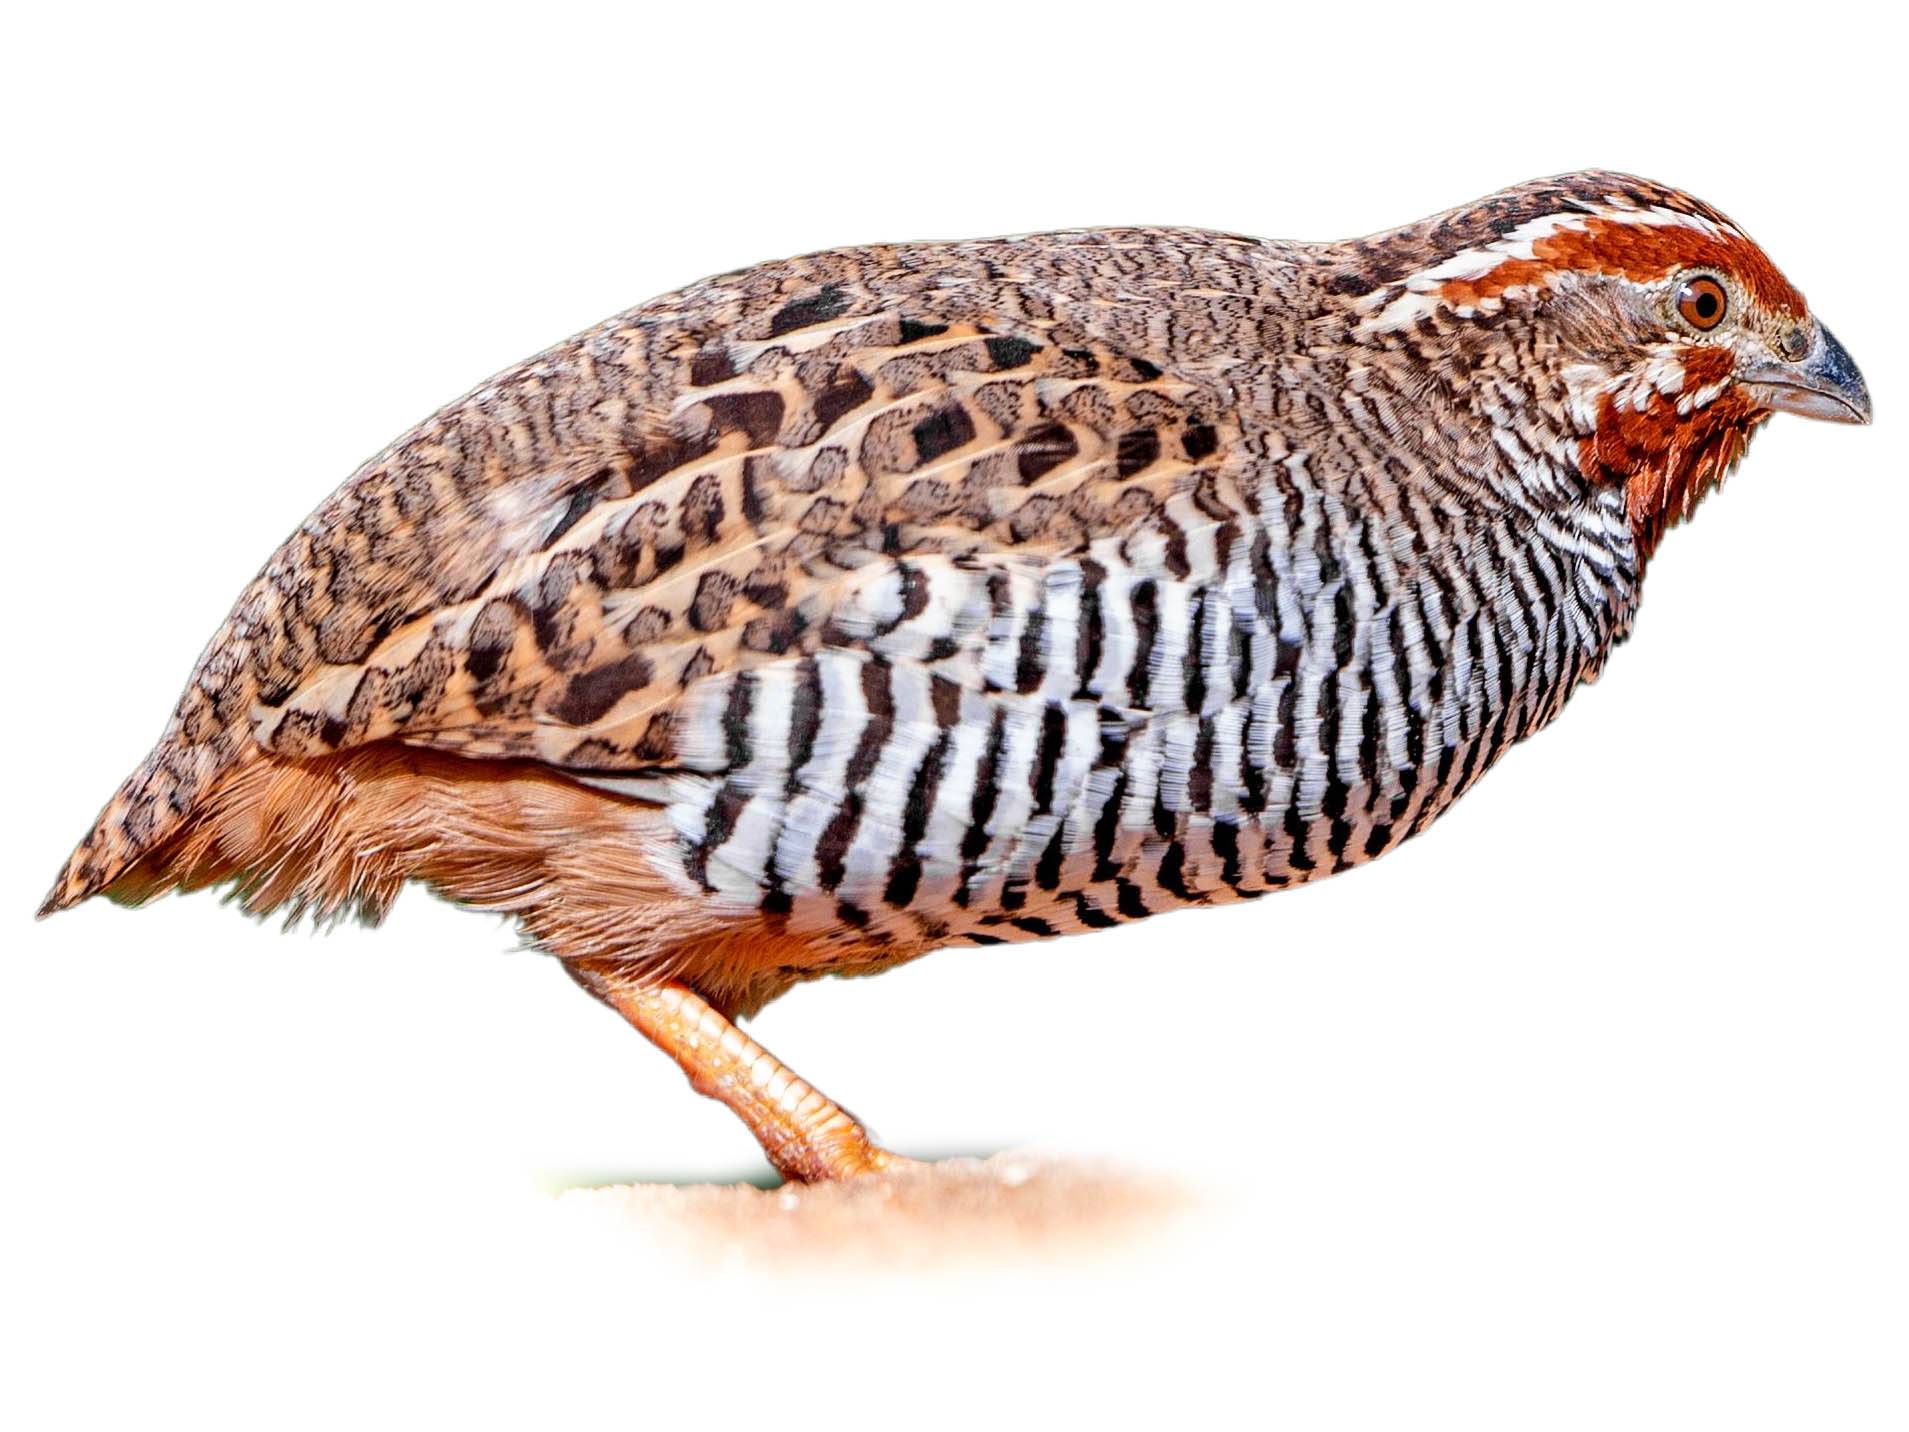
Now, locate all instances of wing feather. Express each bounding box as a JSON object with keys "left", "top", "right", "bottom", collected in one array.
[{"left": 252, "top": 232, "right": 1261, "bottom": 778}]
